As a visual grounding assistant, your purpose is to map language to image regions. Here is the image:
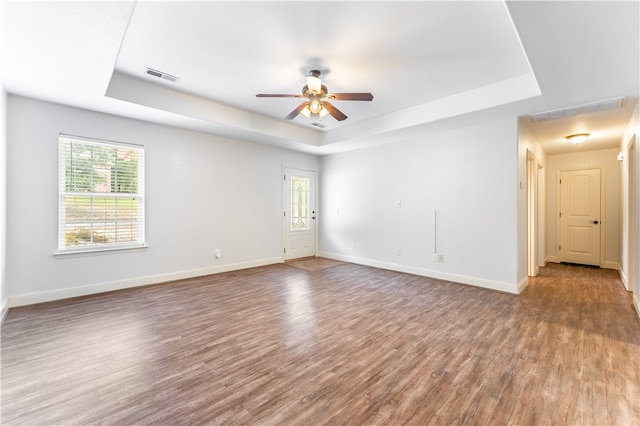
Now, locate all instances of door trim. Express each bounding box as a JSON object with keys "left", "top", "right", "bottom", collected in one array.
[
  {"left": 527, "top": 150, "right": 538, "bottom": 276},
  {"left": 626, "top": 134, "right": 637, "bottom": 295},
  {"left": 281, "top": 166, "right": 318, "bottom": 260}
]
